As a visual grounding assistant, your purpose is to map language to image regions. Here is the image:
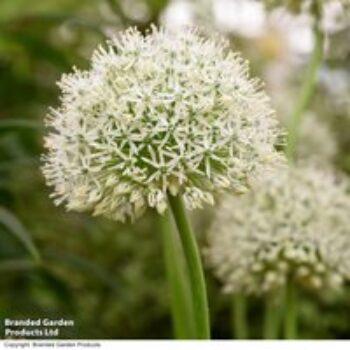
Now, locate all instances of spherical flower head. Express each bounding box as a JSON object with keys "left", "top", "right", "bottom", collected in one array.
[
  {"left": 206, "top": 164, "right": 350, "bottom": 295},
  {"left": 42, "top": 26, "right": 284, "bottom": 222}
]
